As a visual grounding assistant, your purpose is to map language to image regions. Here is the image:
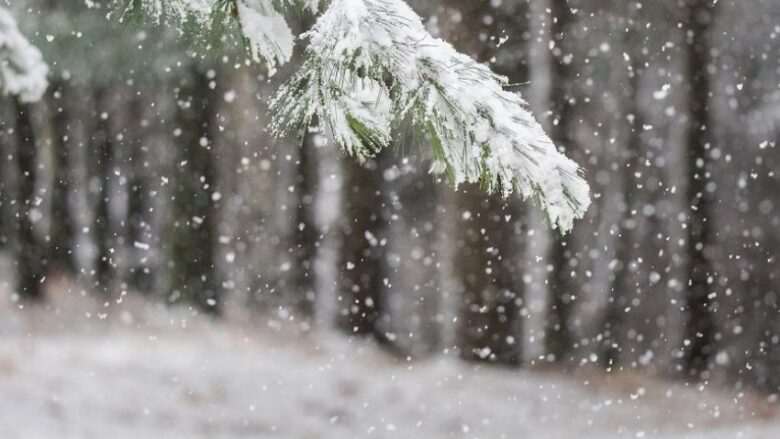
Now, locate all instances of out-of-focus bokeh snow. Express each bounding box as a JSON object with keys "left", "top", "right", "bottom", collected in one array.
[{"left": 1, "top": 278, "right": 778, "bottom": 439}]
